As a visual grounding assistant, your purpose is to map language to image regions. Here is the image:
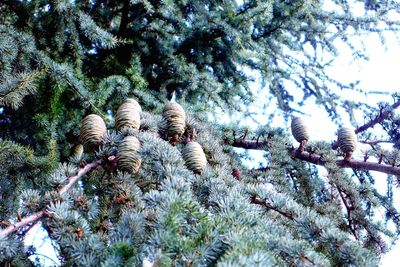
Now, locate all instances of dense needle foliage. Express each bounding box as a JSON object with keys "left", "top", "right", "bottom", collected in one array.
[{"left": 1, "top": 0, "right": 400, "bottom": 266}]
